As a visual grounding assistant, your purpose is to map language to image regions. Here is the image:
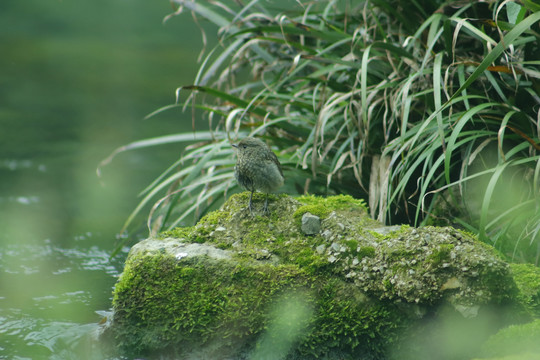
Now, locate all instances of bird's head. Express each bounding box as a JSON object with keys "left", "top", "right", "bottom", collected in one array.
[{"left": 232, "top": 137, "right": 267, "bottom": 158}]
